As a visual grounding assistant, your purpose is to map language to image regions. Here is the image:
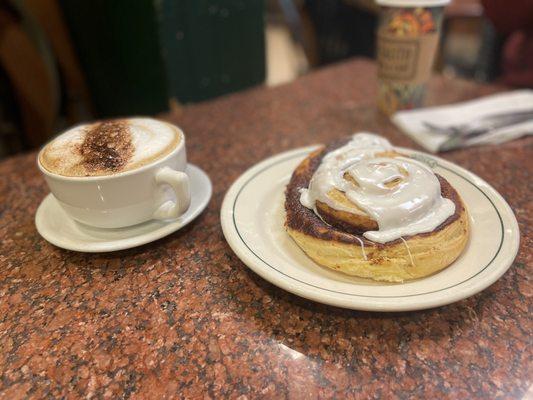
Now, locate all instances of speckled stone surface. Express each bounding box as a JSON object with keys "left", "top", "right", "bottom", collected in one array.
[{"left": 0, "top": 59, "right": 531, "bottom": 399}]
